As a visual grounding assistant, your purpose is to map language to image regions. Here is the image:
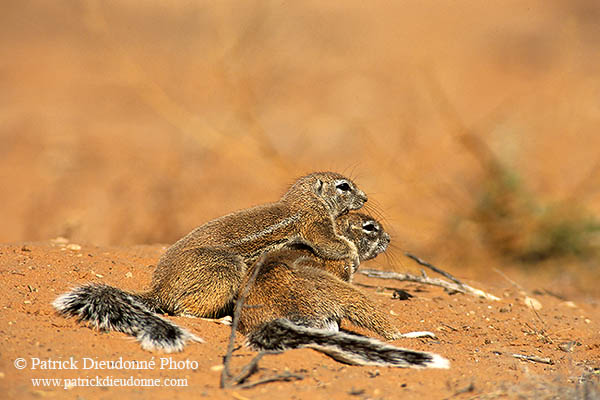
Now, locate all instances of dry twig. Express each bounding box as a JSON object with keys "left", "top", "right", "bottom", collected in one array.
[
  {"left": 221, "top": 256, "right": 265, "bottom": 388},
  {"left": 360, "top": 269, "right": 498, "bottom": 301},
  {"left": 405, "top": 252, "right": 464, "bottom": 286},
  {"left": 493, "top": 268, "right": 526, "bottom": 293},
  {"left": 511, "top": 353, "right": 554, "bottom": 365},
  {"left": 238, "top": 371, "right": 304, "bottom": 389},
  {"left": 360, "top": 253, "right": 500, "bottom": 301},
  {"left": 220, "top": 254, "right": 304, "bottom": 389},
  {"left": 360, "top": 254, "right": 500, "bottom": 301}
]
